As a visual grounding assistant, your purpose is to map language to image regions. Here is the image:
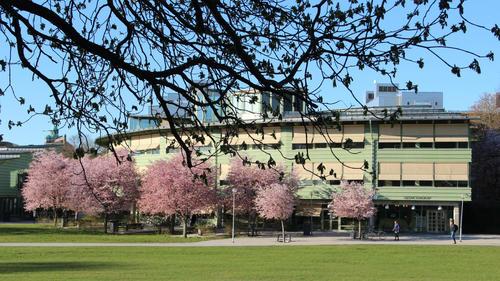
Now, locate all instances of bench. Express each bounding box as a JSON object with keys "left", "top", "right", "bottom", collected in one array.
[{"left": 277, "top": 233, "right": 292, "bottom": 243}]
